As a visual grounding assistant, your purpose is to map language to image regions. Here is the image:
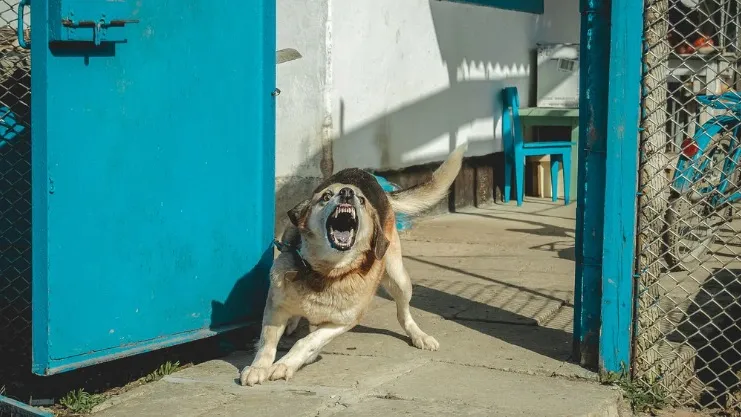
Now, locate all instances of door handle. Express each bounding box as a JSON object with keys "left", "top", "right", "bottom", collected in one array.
[{"left": 16, "top": 0, "right": 30, "bottom": 49}]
